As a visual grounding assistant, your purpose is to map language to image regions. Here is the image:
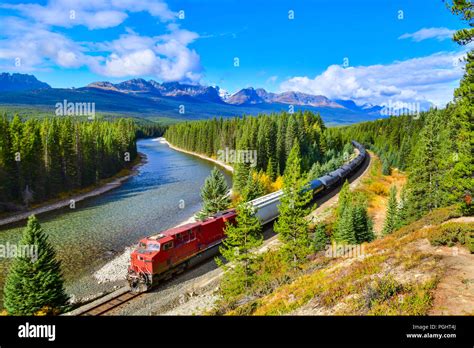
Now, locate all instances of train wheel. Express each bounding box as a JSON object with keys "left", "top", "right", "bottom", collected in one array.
[
  {"left": 129, "top": 280, "right": 141, "bottom": 293},
  {"left": 138, "top": 282, "right": 149, "bottom": 293}
]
